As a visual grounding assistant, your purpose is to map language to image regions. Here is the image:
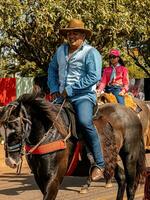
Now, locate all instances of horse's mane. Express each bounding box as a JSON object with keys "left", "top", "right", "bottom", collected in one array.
[{"left": 17, "top": 94, "right": 68, "bottom": 137}]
